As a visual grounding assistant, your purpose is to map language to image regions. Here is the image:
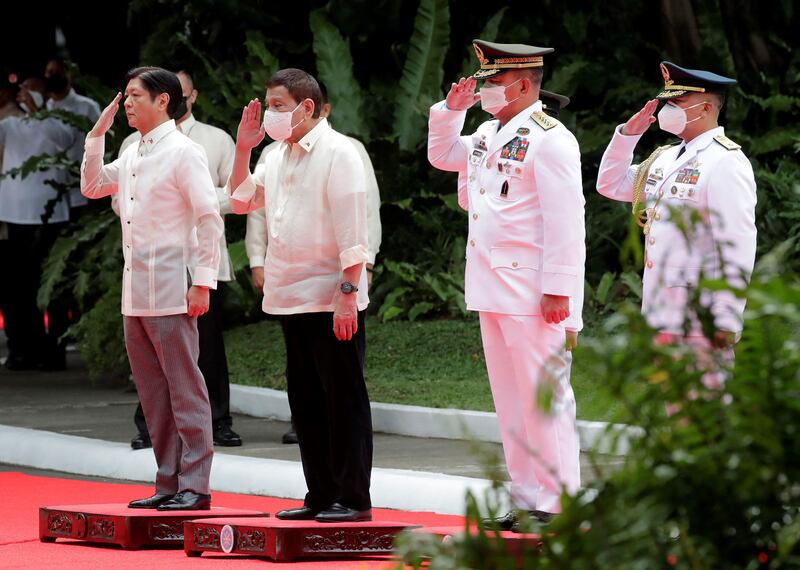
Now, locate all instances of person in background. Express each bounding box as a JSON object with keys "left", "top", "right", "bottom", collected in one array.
[{"left": 0, "top": 77, "right": 75, "bottom": 371}]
